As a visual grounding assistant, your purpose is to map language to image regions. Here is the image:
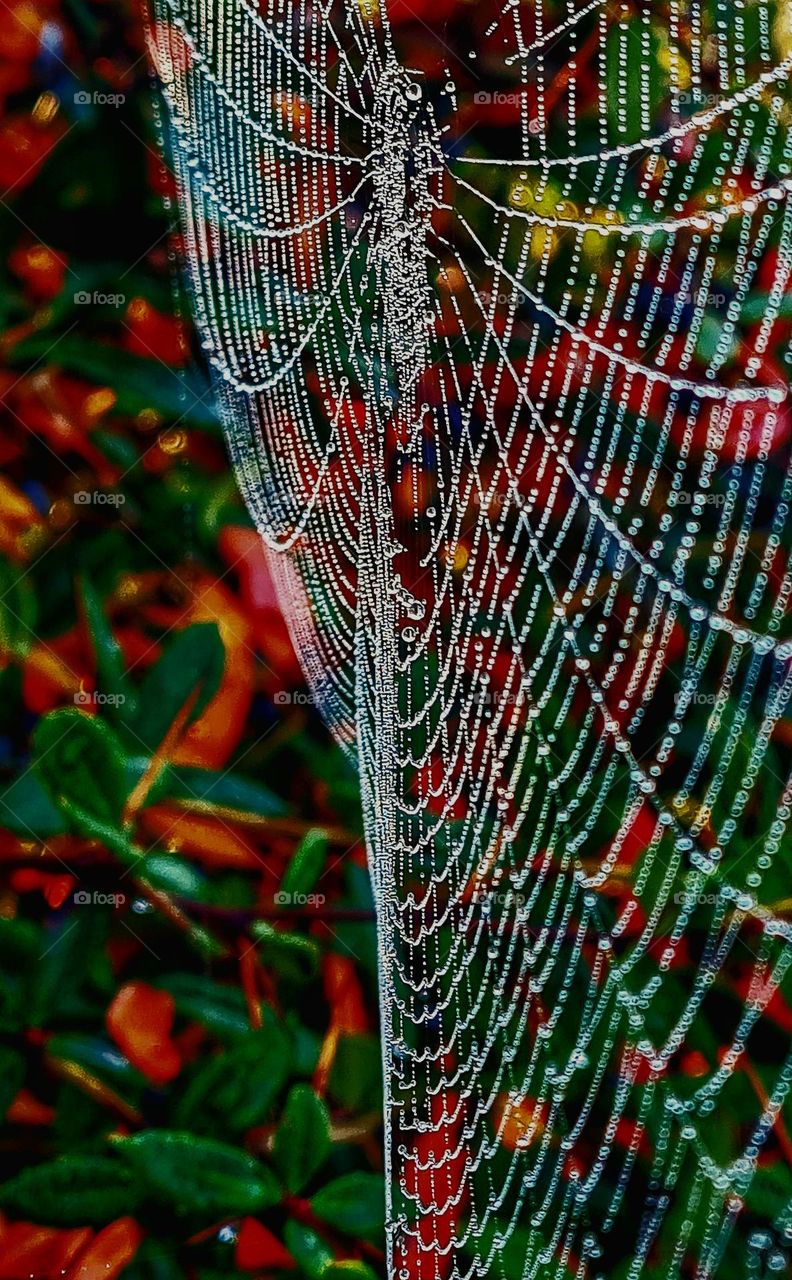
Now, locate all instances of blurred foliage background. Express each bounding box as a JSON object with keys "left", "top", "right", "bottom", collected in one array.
[
  {"left": 3, "top": 1, "right": 792, "bottom": 1278},
  {"left": 0, "top": 3, "right": 386, "bottom": 1277}
]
